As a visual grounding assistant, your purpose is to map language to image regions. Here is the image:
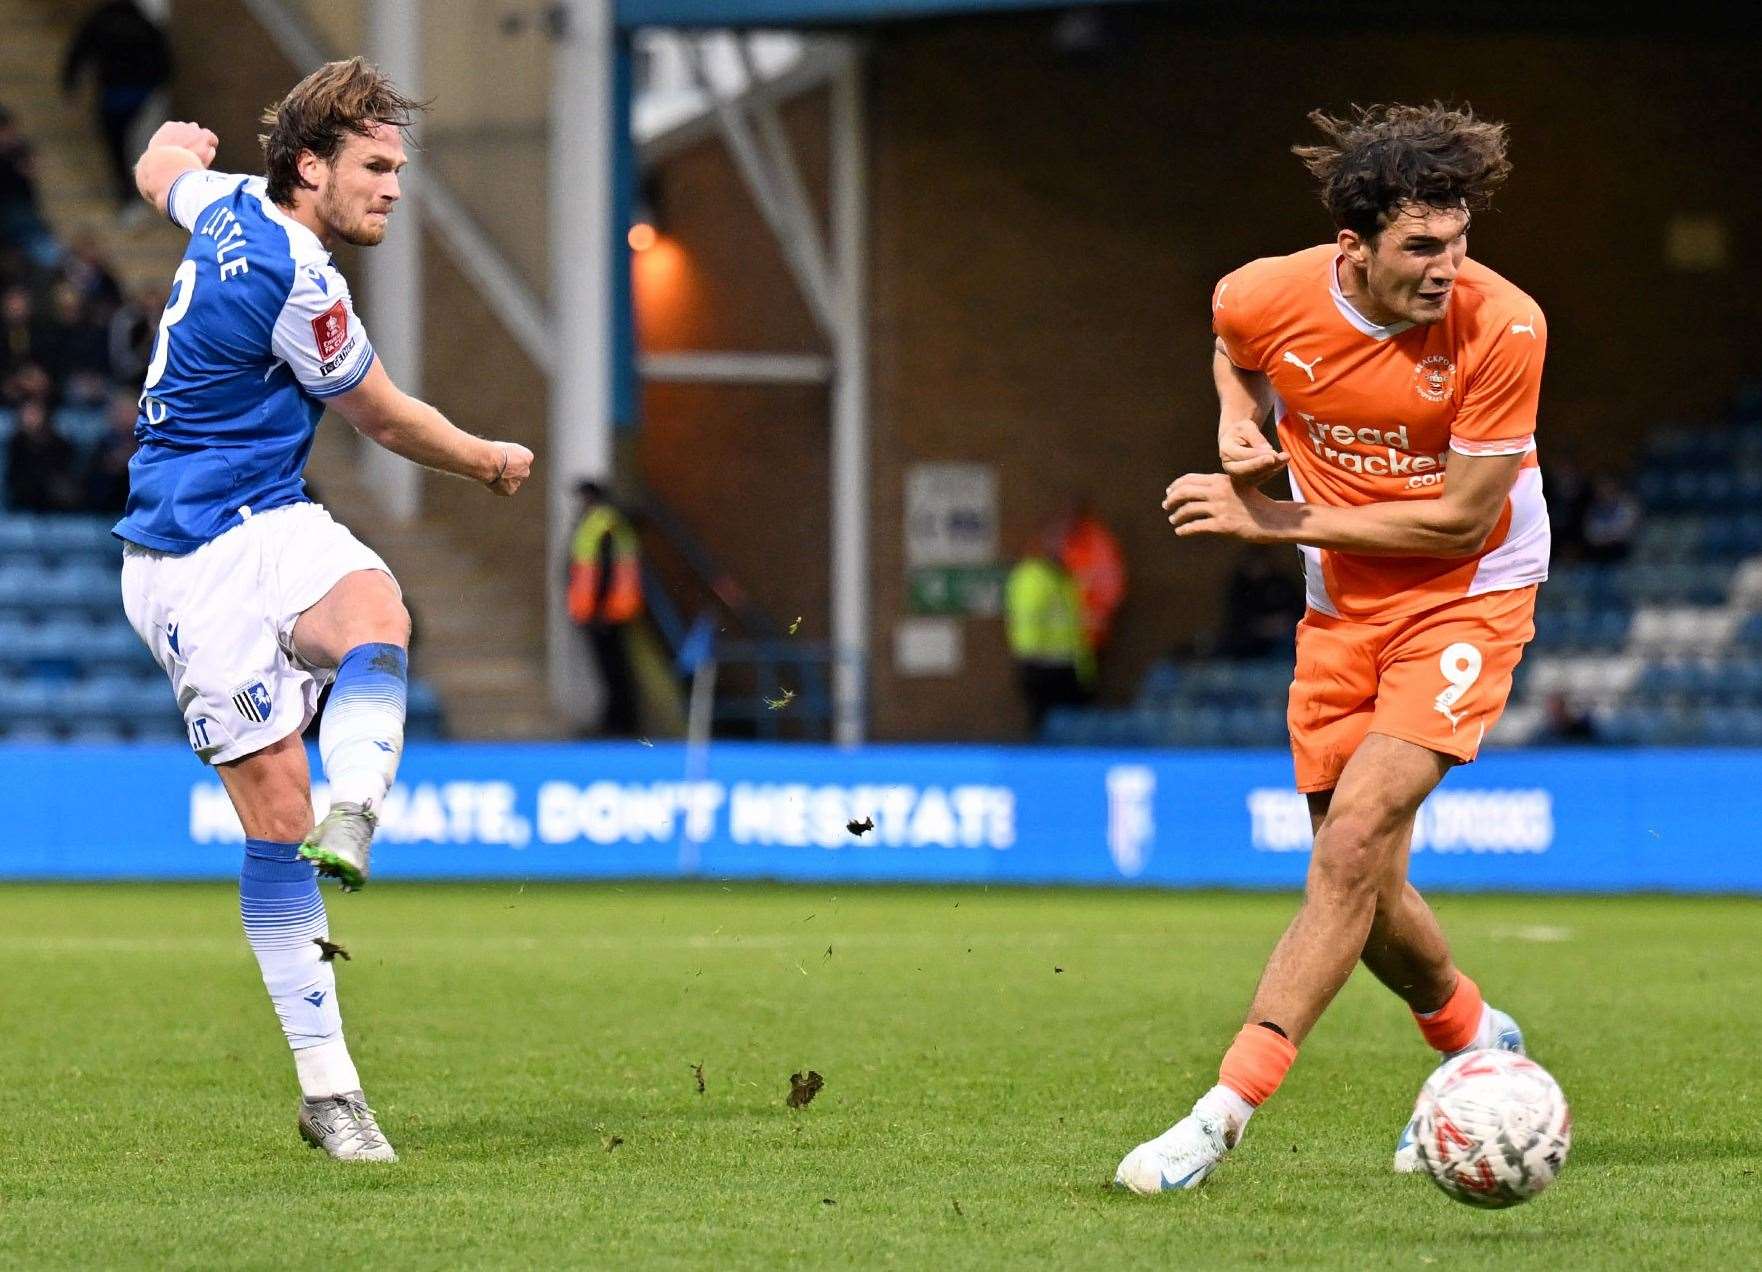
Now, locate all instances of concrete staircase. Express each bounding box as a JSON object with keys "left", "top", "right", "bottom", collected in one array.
[{"left": 0, "top": 0, "right": 185, "bottom": 294}]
